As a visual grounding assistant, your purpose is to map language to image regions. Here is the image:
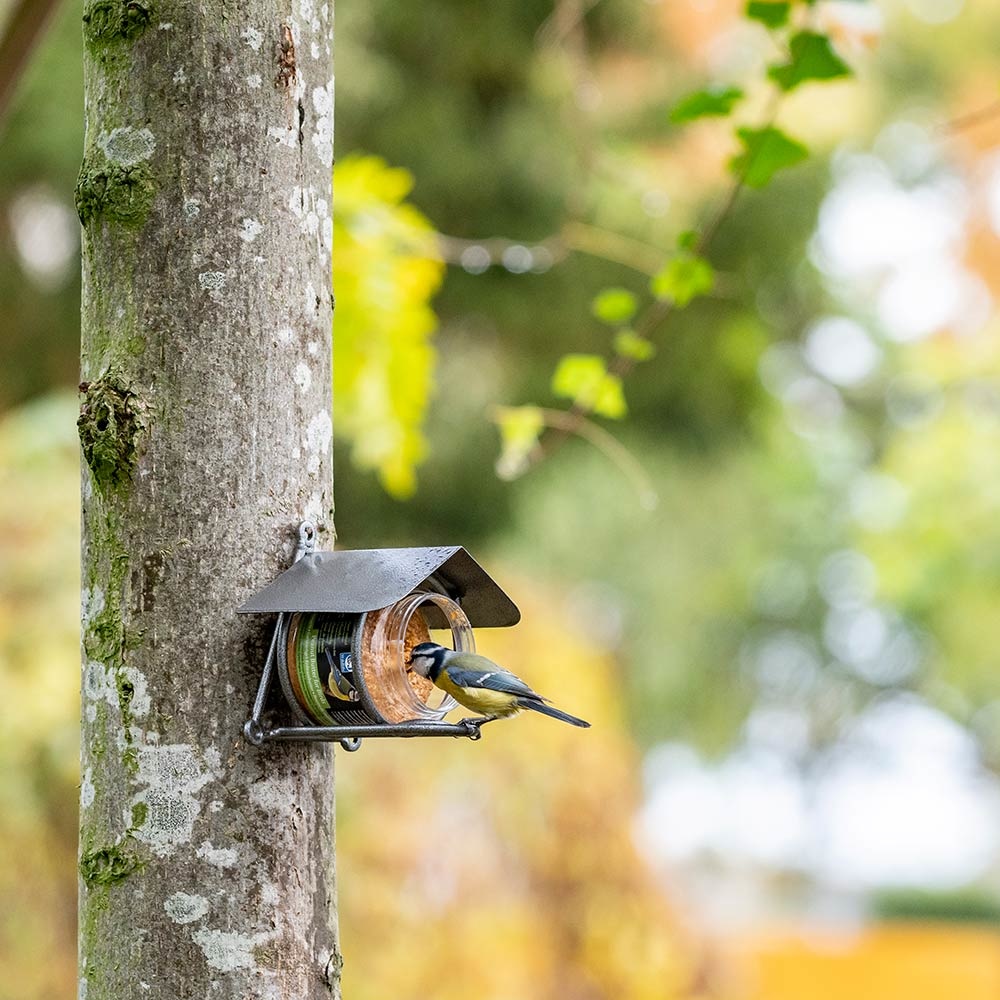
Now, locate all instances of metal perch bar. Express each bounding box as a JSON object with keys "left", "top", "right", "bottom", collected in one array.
[{"left": 262, "top": 718, "right": 491, "bottom": 741}]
